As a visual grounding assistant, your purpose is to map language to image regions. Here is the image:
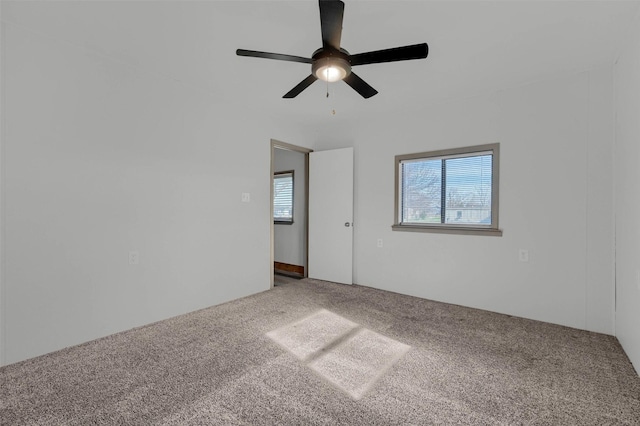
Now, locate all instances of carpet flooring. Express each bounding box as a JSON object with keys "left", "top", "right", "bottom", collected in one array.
[
  {"left": 273, "top": 273, "right": 302, "bottom": 286},
  {"left": 1, "top": 278, "right": 639, "bottom": 425}
]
